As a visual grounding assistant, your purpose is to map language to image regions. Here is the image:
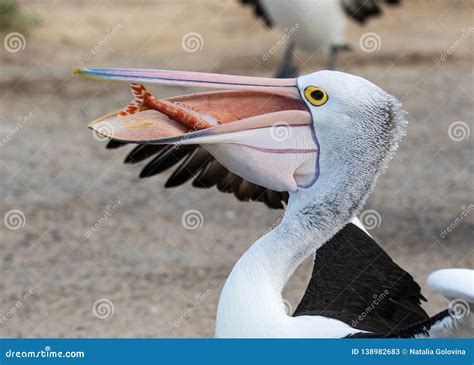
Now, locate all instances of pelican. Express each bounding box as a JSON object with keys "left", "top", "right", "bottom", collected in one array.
[
  {"left": 74, "top": 67, "right": 473, "bottom": 337},
  {"left": 239, "top": 0, "right": 402, "bottom": 74}
]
